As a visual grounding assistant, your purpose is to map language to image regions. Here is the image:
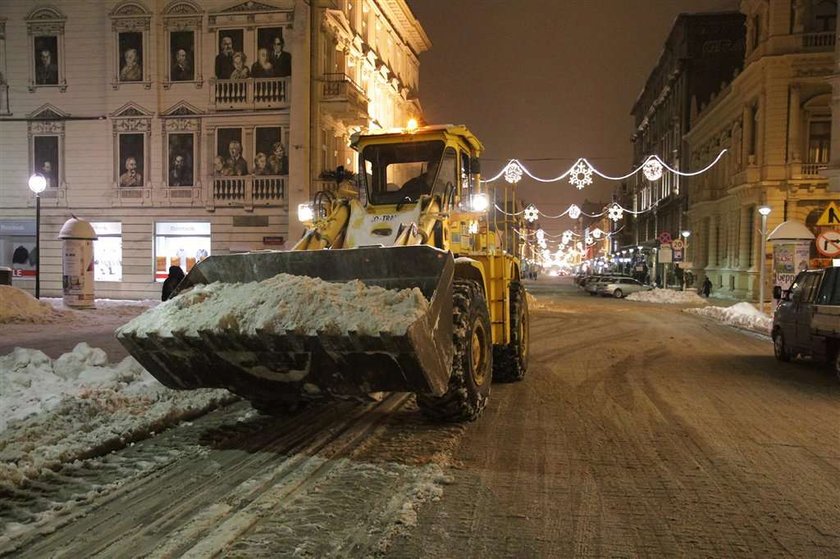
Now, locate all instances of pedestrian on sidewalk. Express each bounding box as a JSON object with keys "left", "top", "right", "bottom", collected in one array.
[
  {"left": 162, "top": 265, "right": 185, "bottom": 301},
  {"left": 702, "top": 276, "right": 712, "bottom": 298}
]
